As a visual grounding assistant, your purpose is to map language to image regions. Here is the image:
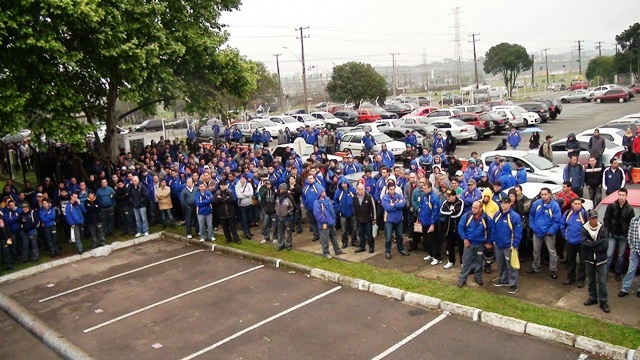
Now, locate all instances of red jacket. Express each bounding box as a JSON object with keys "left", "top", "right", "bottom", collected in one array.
[
  {"left": 633, "top": 136, "right": 640, "bottom": 154},
  {"left": 557, "top": 190, "right": 578, "bottom": 213}
]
